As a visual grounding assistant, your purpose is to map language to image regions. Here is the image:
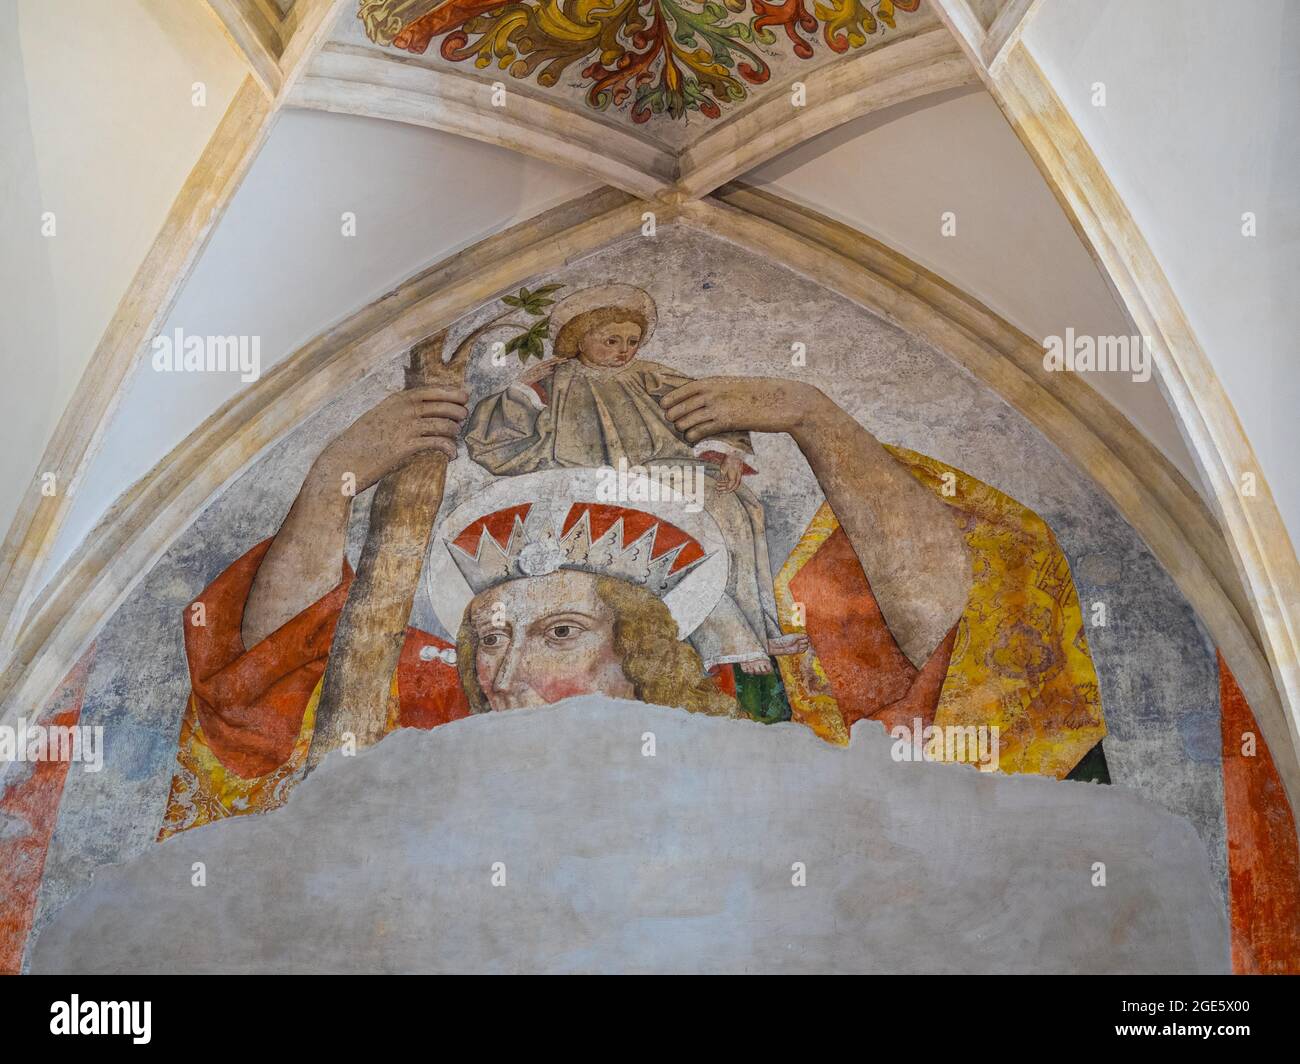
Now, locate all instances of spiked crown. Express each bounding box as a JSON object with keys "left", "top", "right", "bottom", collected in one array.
[{"left": 426, "top": 468, "right": 728, "bottom": 639}]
